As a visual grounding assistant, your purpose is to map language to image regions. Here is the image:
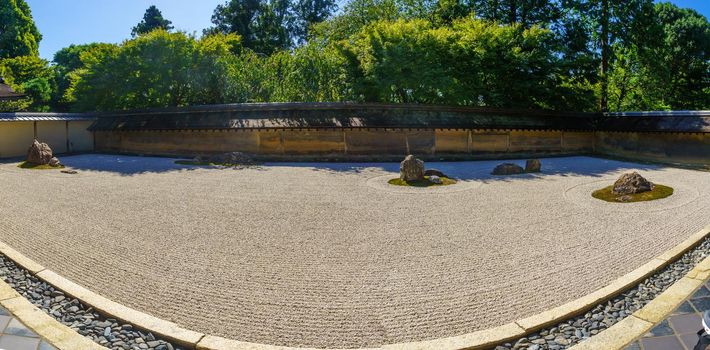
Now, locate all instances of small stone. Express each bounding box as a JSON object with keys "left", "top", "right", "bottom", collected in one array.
[
  {"left": 428, "top": 175, "right": 442, "bottom": 184},
  {"left": 525, "top": 159, "right": 541, "bottom": 173},
  {"left": 48, "top": 157, "right": 62, "bottom": 167},
  {"left": 104, "top": 327, "right": 111, "bottom": 337},
  {"left": 208, "top": 152, "right": 254, "bottom": 165},
  {"left": 424, "top": 169, "right": 447, "bottom": 178},
  {"left": 146, "top": 341, "right": 161, "bottom": 347},
  {"left": 491, "top": 163, "right": 524, "bottom": 175},
  {"left": 67, "top": 306, "right": 79, "bottom": 313},
  {"left": 554, "top": 337, "right": 569, "bottom": 345}
]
